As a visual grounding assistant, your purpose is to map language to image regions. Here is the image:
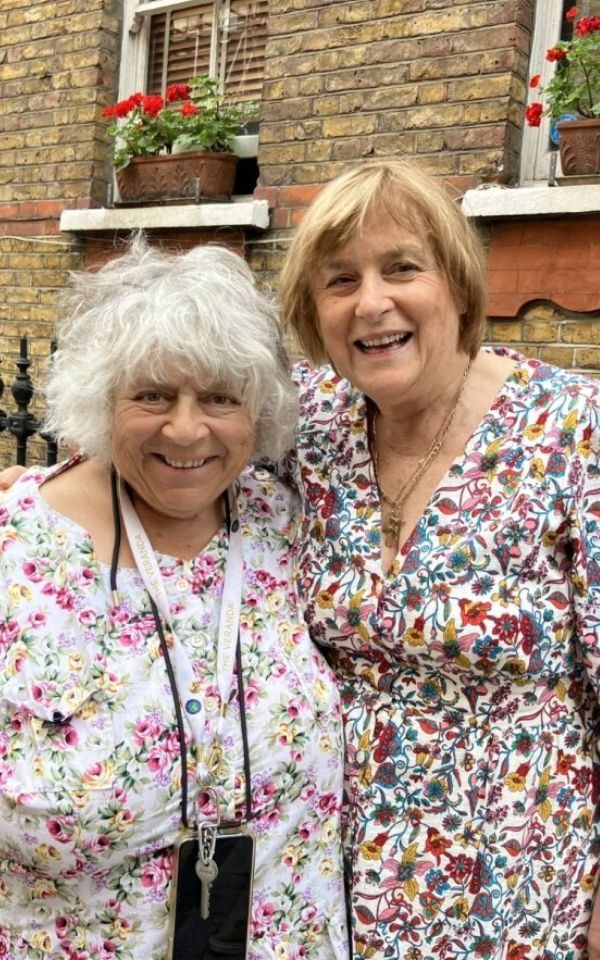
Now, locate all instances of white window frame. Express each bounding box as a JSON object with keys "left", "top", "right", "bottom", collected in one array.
[
  {"left": 120, "top": 0, "right": 233, "bottom": 100},
  {"left": 520, "top": 0, "right": 567, "bottom": 184}
]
